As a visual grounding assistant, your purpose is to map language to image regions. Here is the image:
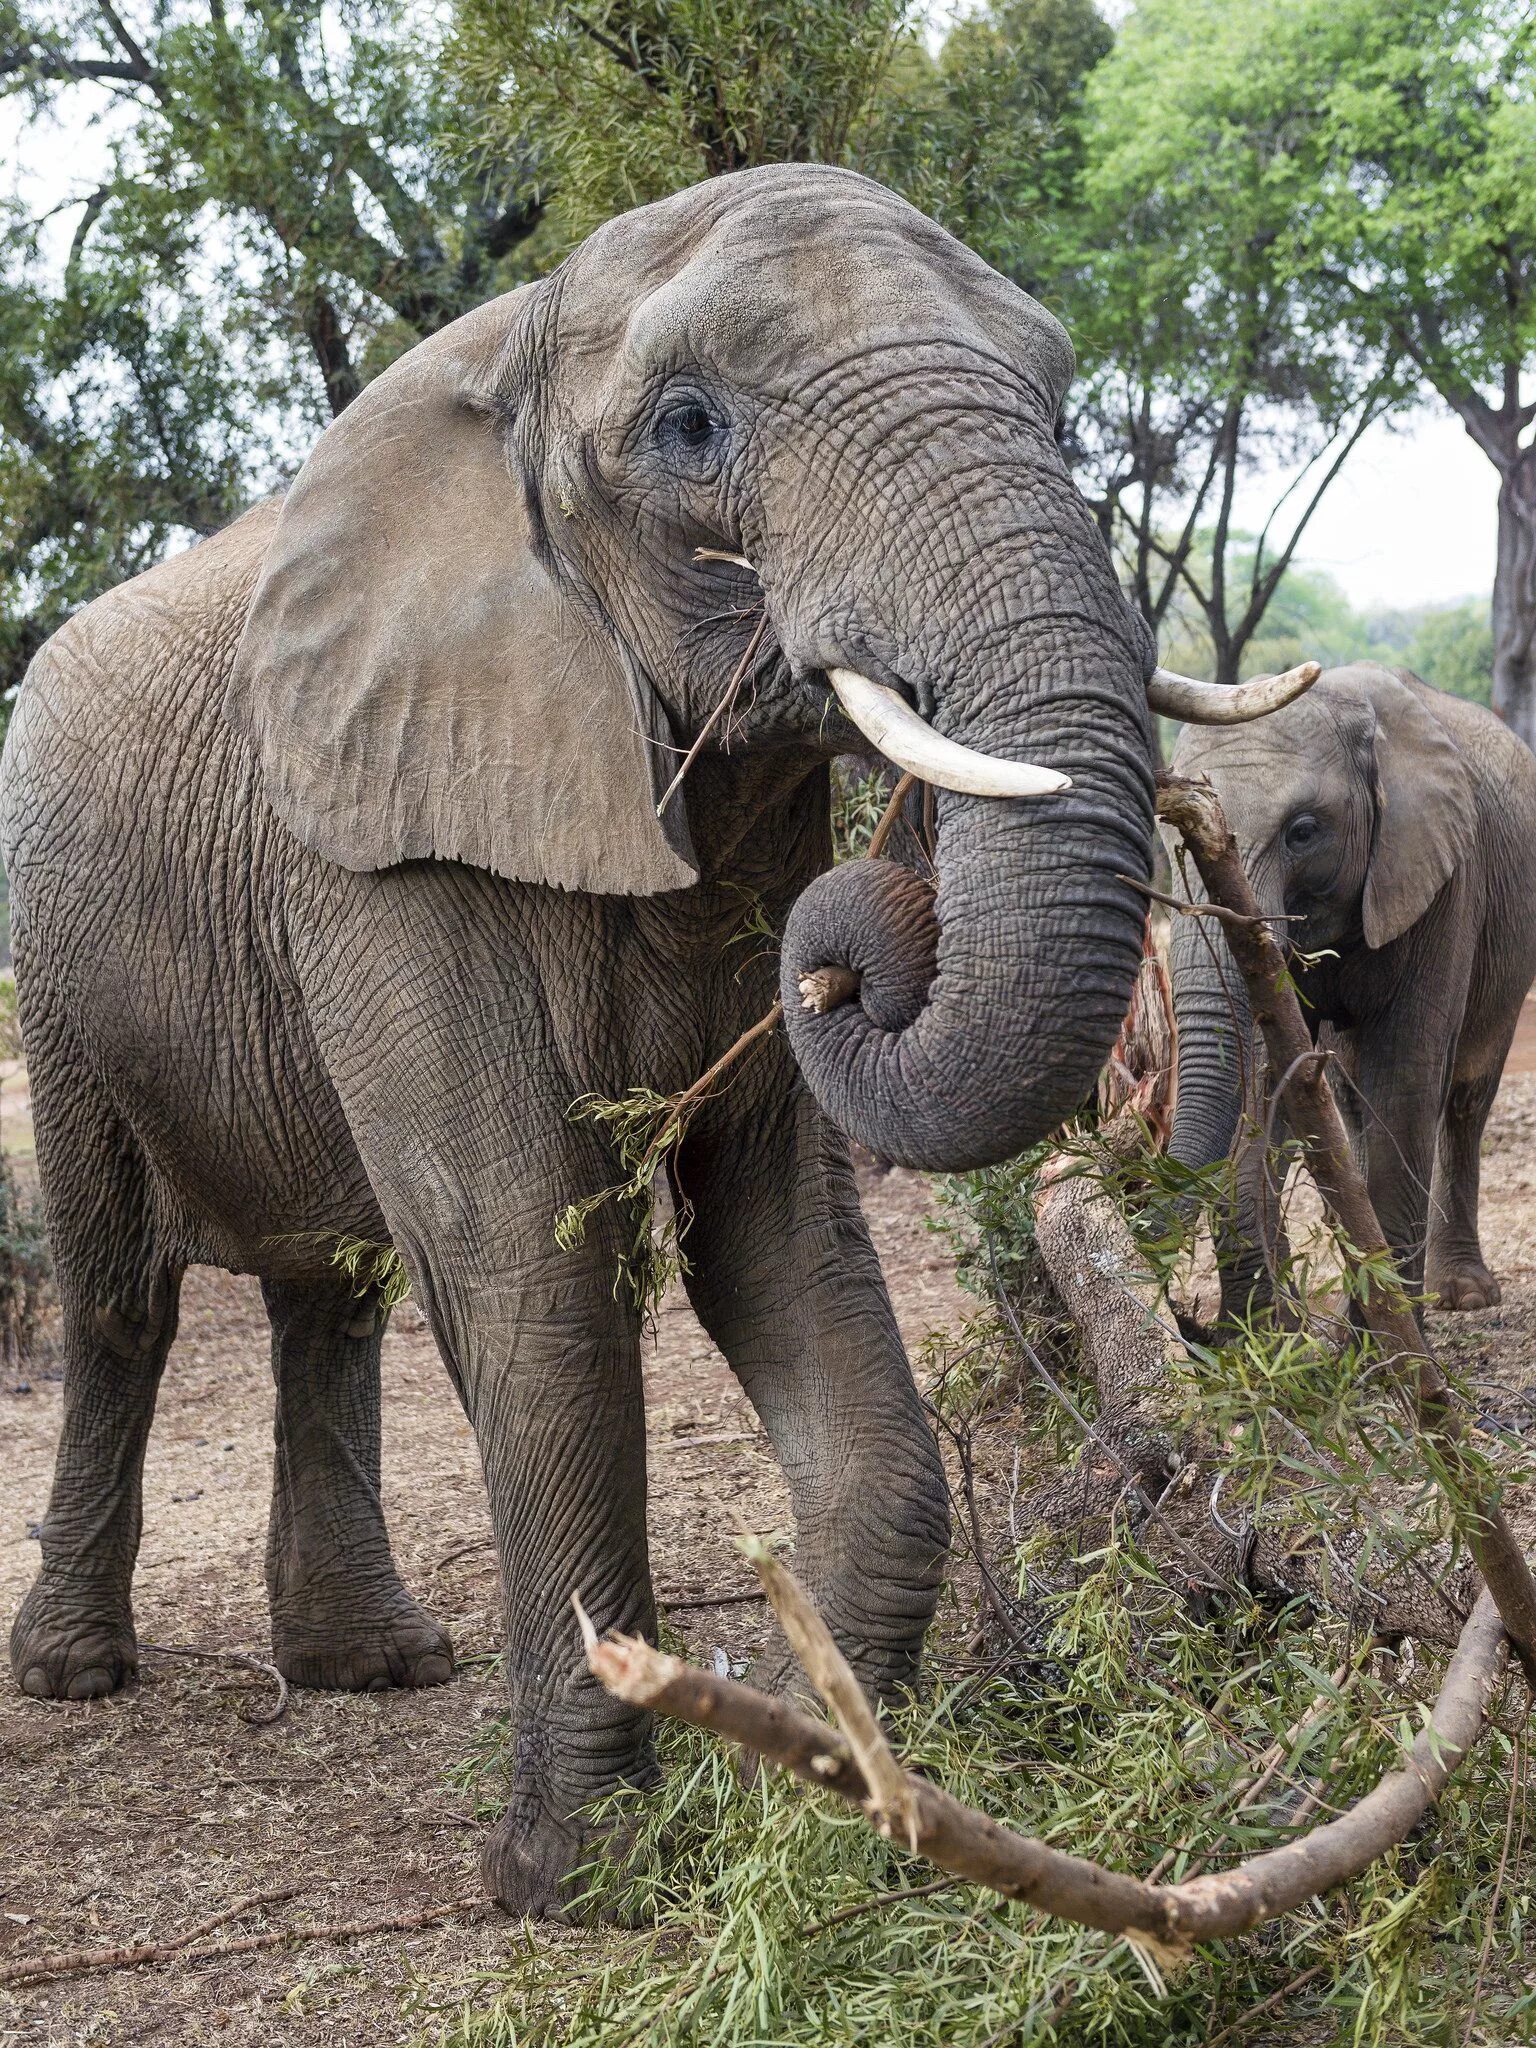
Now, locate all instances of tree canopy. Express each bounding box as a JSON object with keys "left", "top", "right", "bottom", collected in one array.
[{"left": 2, "top": 0, "right": 1529, "bottom": 713}]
